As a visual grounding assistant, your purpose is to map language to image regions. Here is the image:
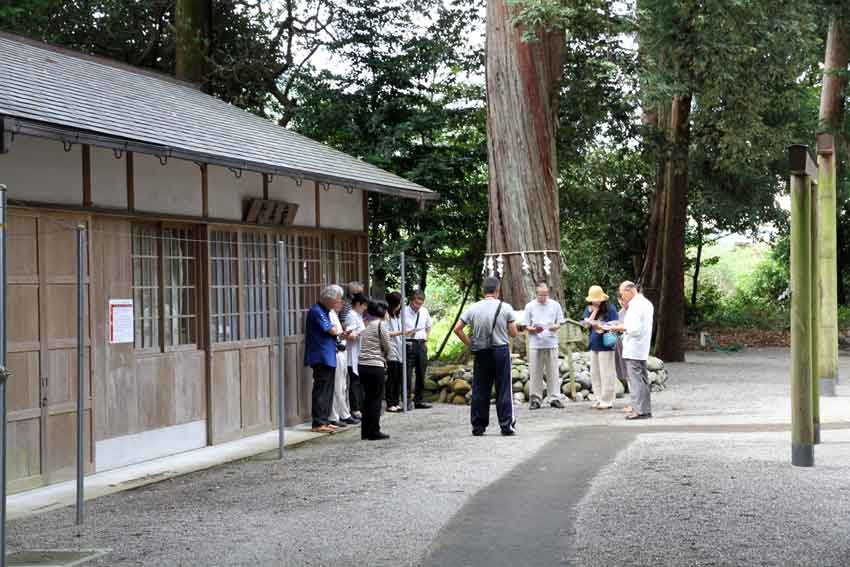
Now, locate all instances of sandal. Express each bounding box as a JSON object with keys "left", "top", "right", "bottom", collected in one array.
[
  {"left": 625, "top": 412, "right": 652, "bottom": 420},
  {"left": 387, "top": 406, "right": 402, "bottom": 413},
  {"left": 622, "top": 405, "right": 633, "bottom": 414}
]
